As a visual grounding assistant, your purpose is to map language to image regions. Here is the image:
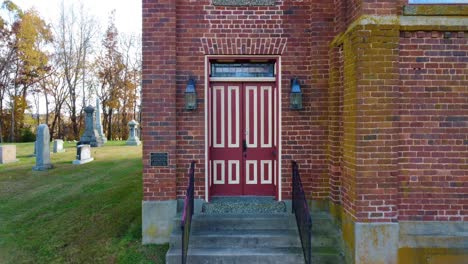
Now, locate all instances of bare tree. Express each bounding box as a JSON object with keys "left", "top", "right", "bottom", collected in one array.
[
  {"left": 54, "top": 0, "right": 96, "bottom": 139},
  {"left": 95, "top": 11, "right": 124, "bottom": 140},
  {"left": 37, "top": 64, "right": 67, "bottom": 139},
  {"left": 117, "top": 33, "right": 140, "bottom": 139}
]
